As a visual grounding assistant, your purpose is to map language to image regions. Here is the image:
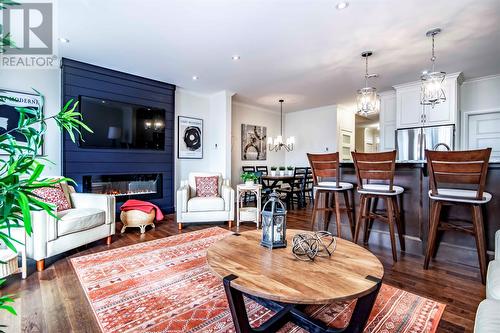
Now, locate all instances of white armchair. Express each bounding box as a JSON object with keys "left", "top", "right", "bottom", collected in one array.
[
  {"left": 13, "top": 181, "right": 115, "bottom": 271},
  {"left": 475, "top": 230, "right": 500, "bottom": 332},
  {"left": 176, "top": 172, "right": 234, "bottom": 230}
]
